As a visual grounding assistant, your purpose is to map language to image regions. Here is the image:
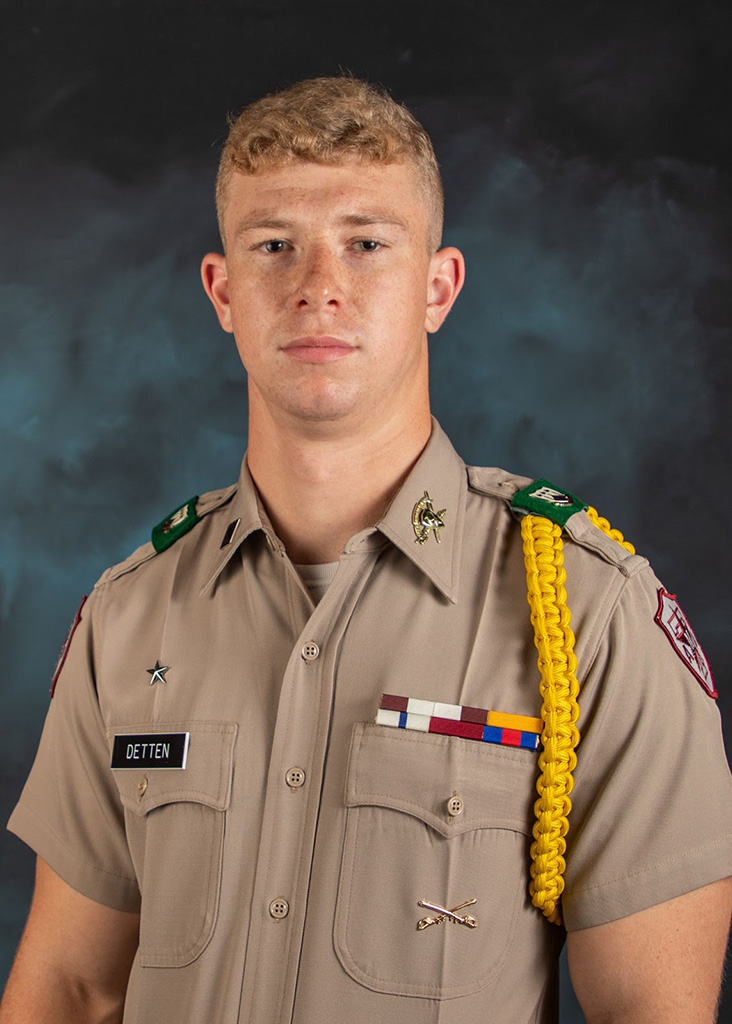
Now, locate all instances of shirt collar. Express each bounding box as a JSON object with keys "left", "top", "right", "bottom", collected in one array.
[
  {"left": 367, "top": 418, "right": 465, "bottom": 603},
  {"left": 199, "top": 459, "right": 275, "bottom": 596},
  {"left": 201, "top": 417, "right": 466, "bottom": 603}
]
